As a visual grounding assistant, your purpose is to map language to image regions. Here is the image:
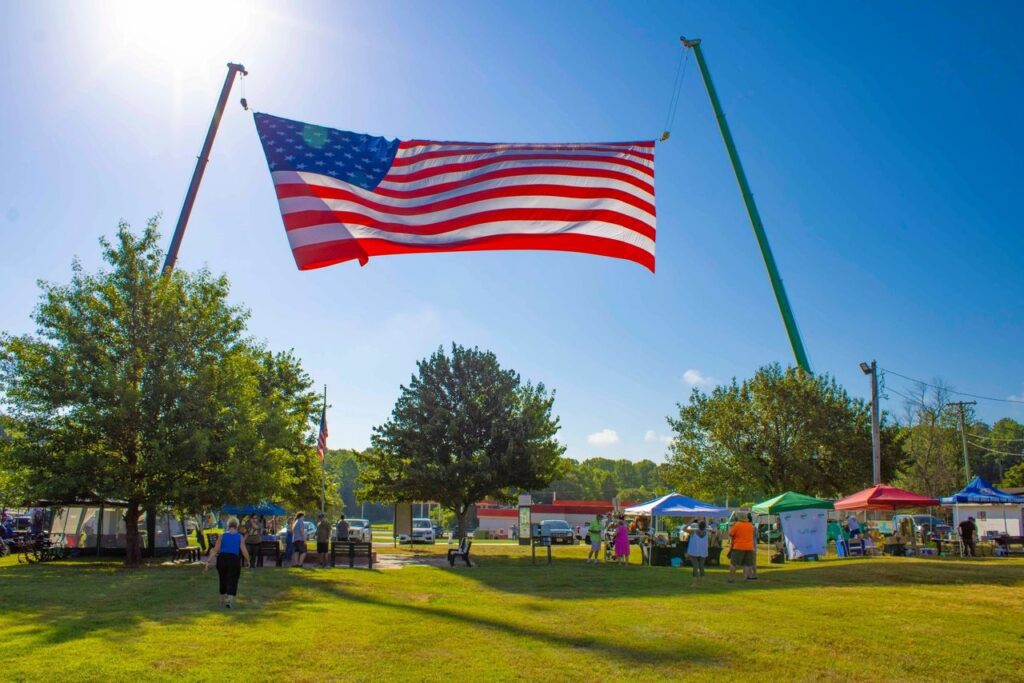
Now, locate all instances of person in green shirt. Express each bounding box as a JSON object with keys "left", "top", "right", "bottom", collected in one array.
[{"left": 586, "top": 515, "right": 604, "bottom": 563}]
